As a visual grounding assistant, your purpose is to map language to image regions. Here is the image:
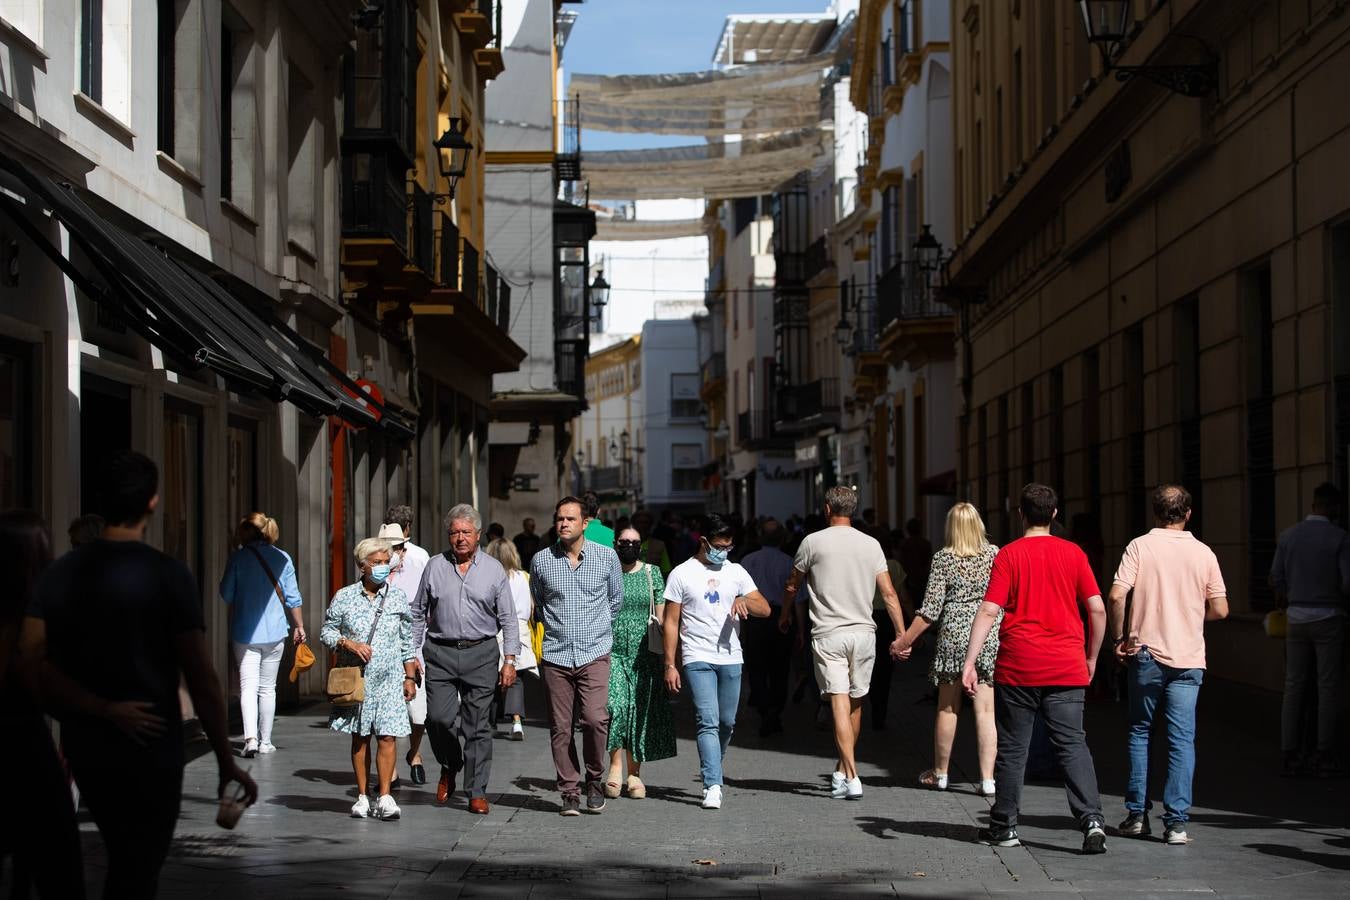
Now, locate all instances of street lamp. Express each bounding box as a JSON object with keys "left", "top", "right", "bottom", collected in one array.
[
  {"left": 433, "top": 118, "right": 473, "bottom": 203},
  {"left": 912, "top": 224, "right": 944, "bottom": 276},
  {"left": 834, "top": 314, "right": 851, "bottom": 350},
  {"left": 1075, "top": 0, "right": 1216, "bottom": 97},
  {"left": 590, "top": 271, "right": 610, "bottom": 312}
]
